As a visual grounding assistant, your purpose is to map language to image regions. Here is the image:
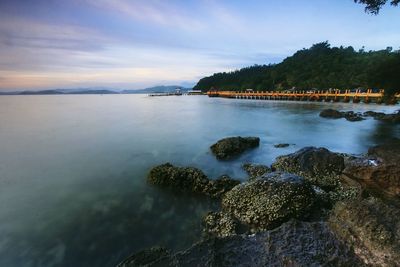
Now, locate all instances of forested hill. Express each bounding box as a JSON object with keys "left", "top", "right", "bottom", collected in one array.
[{"left": 193, "top": 42, "right": 400, "bottom": 95}]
